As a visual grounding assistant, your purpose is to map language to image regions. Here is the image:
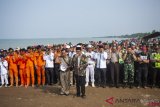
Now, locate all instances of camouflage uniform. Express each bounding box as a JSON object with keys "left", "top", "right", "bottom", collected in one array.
[
  {"left": 124, "top": 63, "right": 134, "bottom": 83},
  {"left": 123, "top": 53, "right": 135, "bottom": 84}
]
